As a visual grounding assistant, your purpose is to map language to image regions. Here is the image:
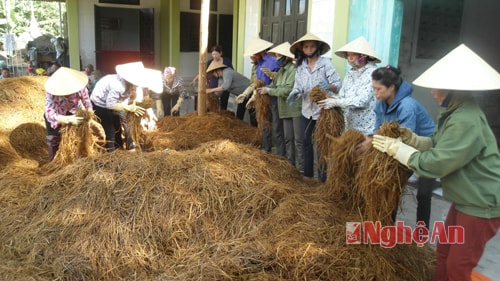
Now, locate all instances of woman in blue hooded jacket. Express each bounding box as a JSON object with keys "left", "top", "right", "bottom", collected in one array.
[{"left": 371, "top": 65, "right": 436, "bottom": 228}]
